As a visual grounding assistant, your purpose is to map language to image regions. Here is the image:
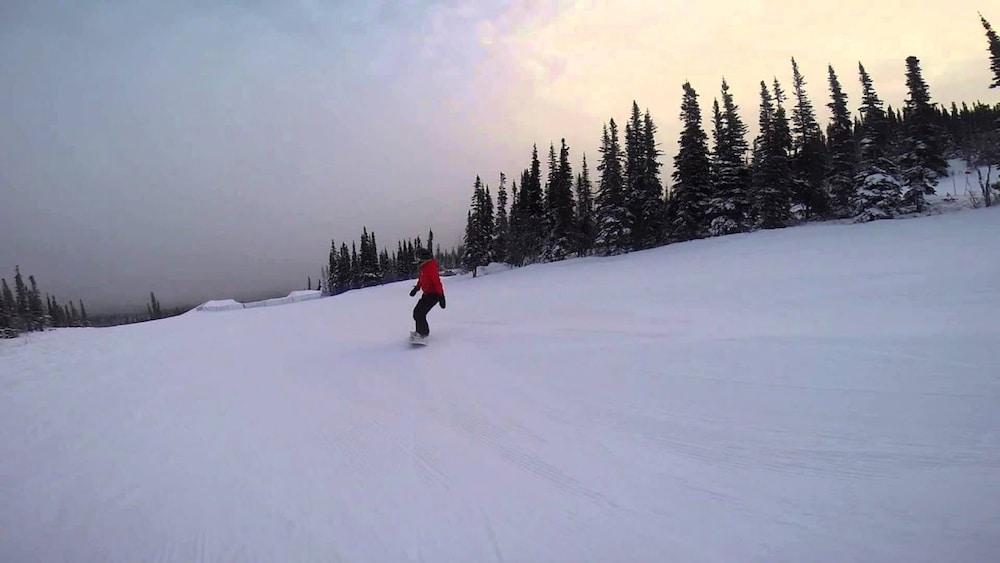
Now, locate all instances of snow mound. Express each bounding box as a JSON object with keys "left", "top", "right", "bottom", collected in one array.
[
  {"left": 195, "top": 290, "right": 323, "bottom": 312},
  {"left": 194, "top": 299, "right": 244, "bottom": 312},
  {"left": 475, "top": 262, "right": 514, "bottom": 276}
]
